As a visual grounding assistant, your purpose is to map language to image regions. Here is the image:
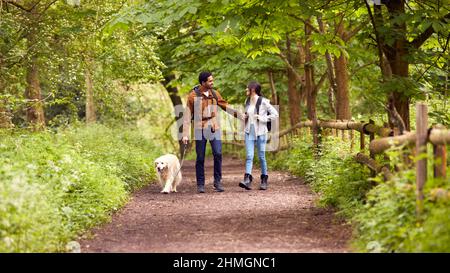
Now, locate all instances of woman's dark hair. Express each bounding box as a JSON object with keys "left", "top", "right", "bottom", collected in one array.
[
  {"left": 199, "top": 71, "right": 212, "bottom": 85},
  {"left": 247, "top": 81, "right": 262, "bottom": 96}
]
